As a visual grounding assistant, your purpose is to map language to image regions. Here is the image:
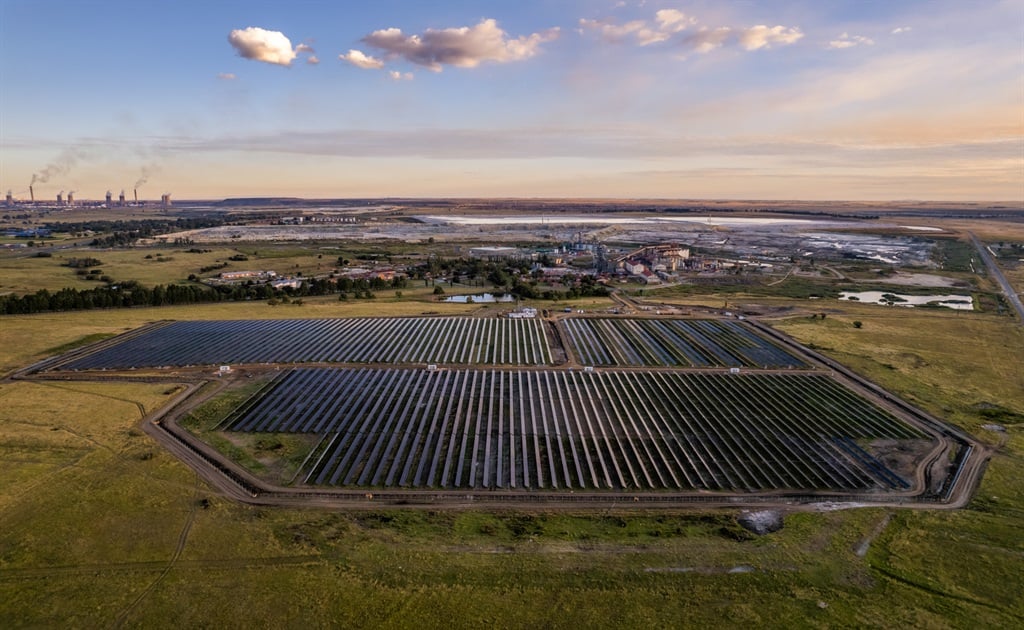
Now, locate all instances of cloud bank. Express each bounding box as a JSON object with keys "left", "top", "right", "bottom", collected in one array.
[{"left": 361, "top": 18, "right": 560, "bottom": 71}]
